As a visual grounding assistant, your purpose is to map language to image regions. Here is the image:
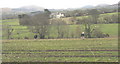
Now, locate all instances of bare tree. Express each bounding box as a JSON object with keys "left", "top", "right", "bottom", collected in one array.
[
  {"left": 18, "top": 9, "right": 51, "bottom": 39},
  {"left": 50, "top": 18, "right": 67, "bottom": 38},
  {"left": 75, "top": 26, "right": 82, "bottom": 38},
  {"left": 78, "top": 9, "right": 100, "bottom": 38},
  {"left": 81, "top": 17, "right": 96, "bottom": 38},
  {"left": 88, "top": 9, "right": 100, "bottom": 24},
  {"left": 2, "top": 25, "right": 14, "bottom": 39}
]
